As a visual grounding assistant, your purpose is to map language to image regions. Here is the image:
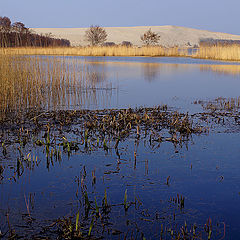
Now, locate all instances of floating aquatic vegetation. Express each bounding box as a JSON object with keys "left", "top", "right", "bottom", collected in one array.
[
  {"left": 193, "top": 97, "right": 240, "bottom": 133},
  {"left": 0, "top": 103, "right": 236, "bottom": 239},
  {"left": 196, "top": 97, "right": 240, "bottom": 113},
  {"left": 0, "top": 105, "right": 208, "bottom": 181}
]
